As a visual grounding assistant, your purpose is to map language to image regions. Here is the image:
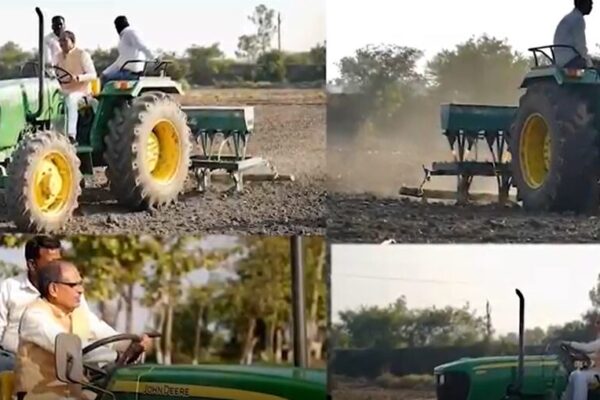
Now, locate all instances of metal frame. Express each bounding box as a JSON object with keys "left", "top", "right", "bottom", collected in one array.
[
  {"left": 417, "top": 127, "right": 513, "bottom": 204},
  {"left": 189, "top": 125, "right": 279, "bottom": 193}
]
